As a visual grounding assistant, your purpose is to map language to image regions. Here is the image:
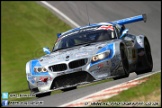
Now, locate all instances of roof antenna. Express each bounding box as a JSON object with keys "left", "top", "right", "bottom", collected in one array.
[{"left": 86, "top": 3, "right": 90, "bottom": 25}]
